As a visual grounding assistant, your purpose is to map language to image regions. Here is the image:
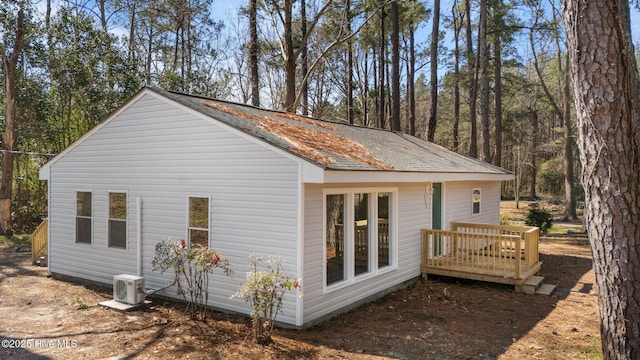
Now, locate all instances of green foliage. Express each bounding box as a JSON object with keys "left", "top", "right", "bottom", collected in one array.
[
  {"left": 71, "top": 296, "right": 90, "bottom": 310},
  {"left": 499, "top": 213, "right": 512, "bottom": 226},
  {"left": 0, "top": 234, "right": 30, "bottom": 245},
  {"left": 151, "top": 238, "right": 231, "bottom": 321},
  {"left": 232, "top": 254, "right": 302, "bottom": 344},
  {"left": 538, "top": 157, "right": 565, "bottom": 197},
  {"left": 525, "top": 208, "right": 554, "bottom": 234}
]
